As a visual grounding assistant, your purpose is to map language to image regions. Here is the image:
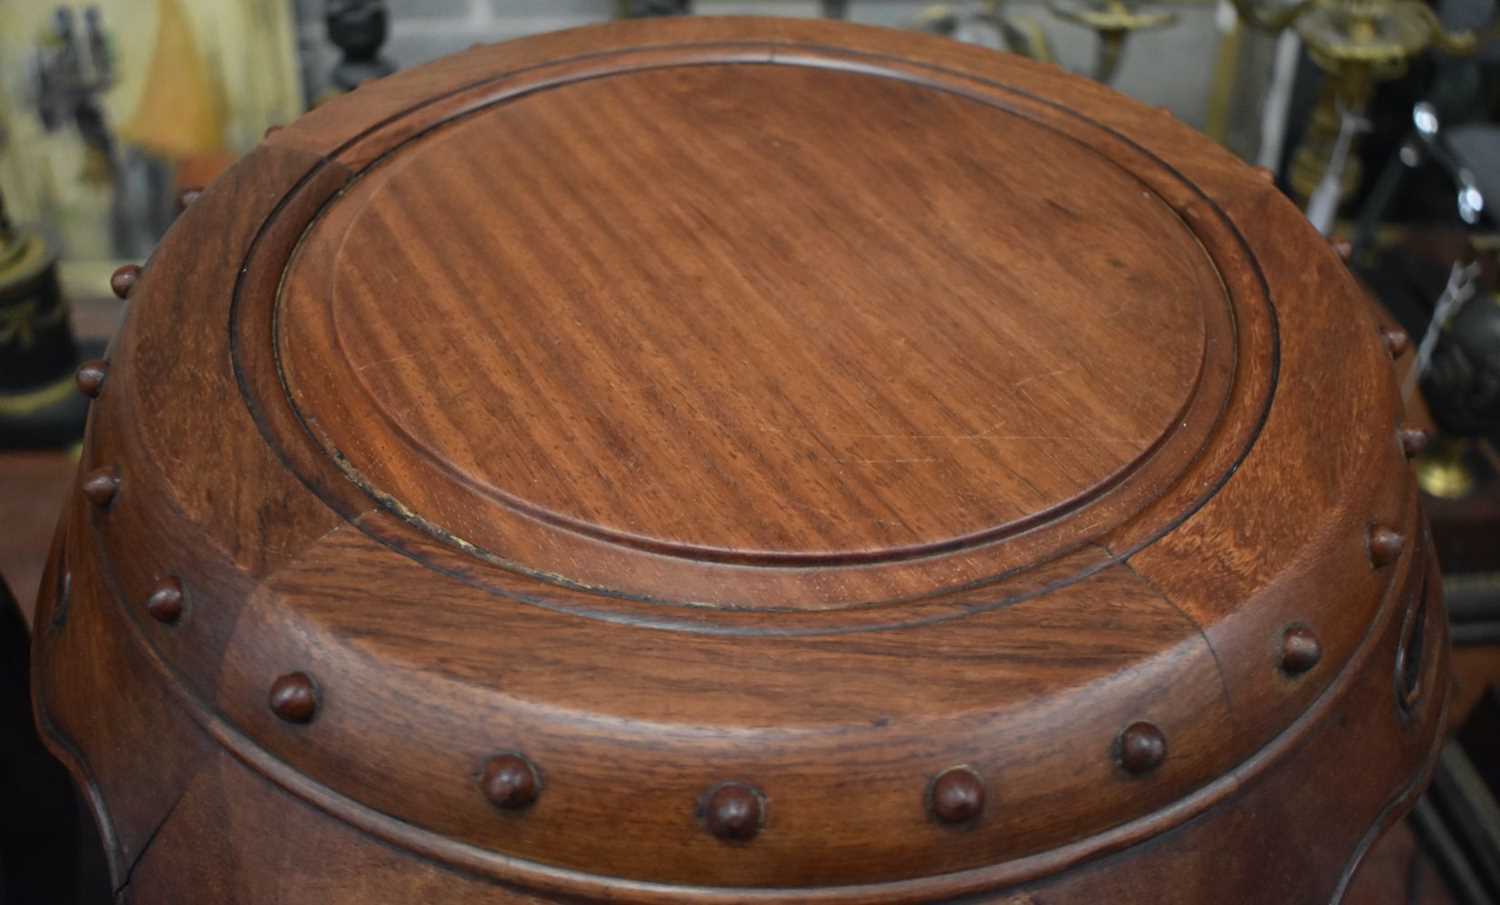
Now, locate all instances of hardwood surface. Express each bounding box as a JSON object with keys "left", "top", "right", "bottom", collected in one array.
[
  {"left": 26, "top": 17, "right": 1459, "bottom": 904},
  {"left": 281, "top": 64, "right": 1212, "bottom": 563},
  {"left": 1346, "top": 820, "right": 1459, "bottom": 905}
]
